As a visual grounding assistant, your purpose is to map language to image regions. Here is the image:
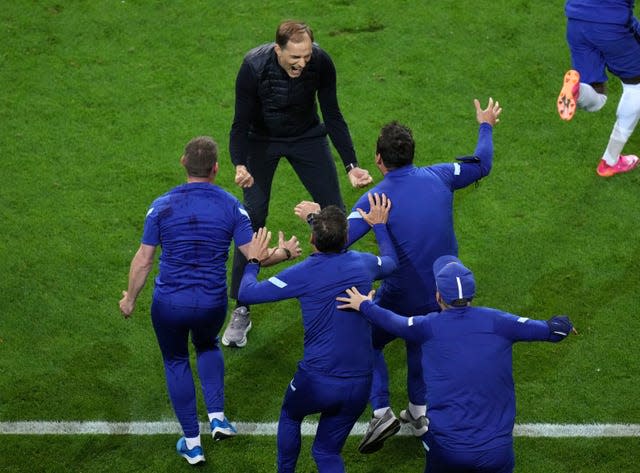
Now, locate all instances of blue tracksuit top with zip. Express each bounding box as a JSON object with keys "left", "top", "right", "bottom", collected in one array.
[
  {"left": 142, "top": 182, "right": 253, "bottom": 308},
  {"left": 347, "top": 122, "right": 493, "bottom": 316},
  {"left": 238, "top": 224, "right": 397, "bottom": 377},
  {"left": 358, "top": 301, "right": 563, "bottom": 452},
  {"left": 565, "top": 0, "right": 635, "bottom": 25}
]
